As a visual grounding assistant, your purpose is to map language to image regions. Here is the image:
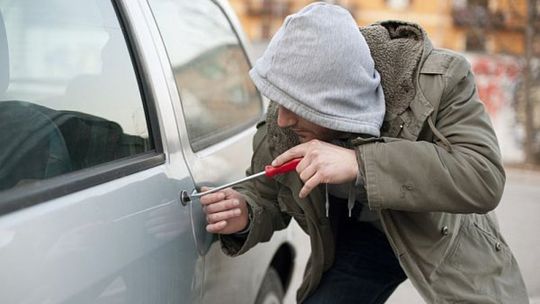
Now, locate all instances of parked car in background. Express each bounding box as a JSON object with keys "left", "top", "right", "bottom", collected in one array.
[{"left": 0, "top": 0, "right": 307, "bottom": 303}]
